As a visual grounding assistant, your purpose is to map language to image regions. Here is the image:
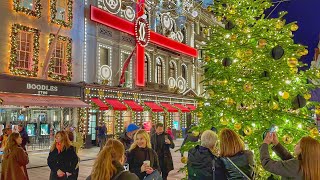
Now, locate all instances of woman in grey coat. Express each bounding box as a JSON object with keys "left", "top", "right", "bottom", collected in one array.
[{"left": 261, "top": 132, "right": 320, "bottom": 180}]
